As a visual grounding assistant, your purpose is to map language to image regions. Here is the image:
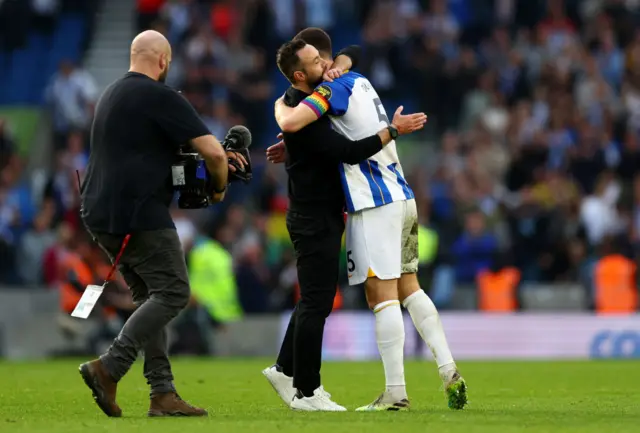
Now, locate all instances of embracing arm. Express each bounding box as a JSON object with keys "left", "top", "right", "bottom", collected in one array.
[
  {"left": 299, "top": 119, "right": 395, "bottom": 165},
  {"left": 275, "top": 97, "right": 319, "bottom": 133},
  {"left": 334, "top": 45, "right": 361, "bottom": 71}
]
